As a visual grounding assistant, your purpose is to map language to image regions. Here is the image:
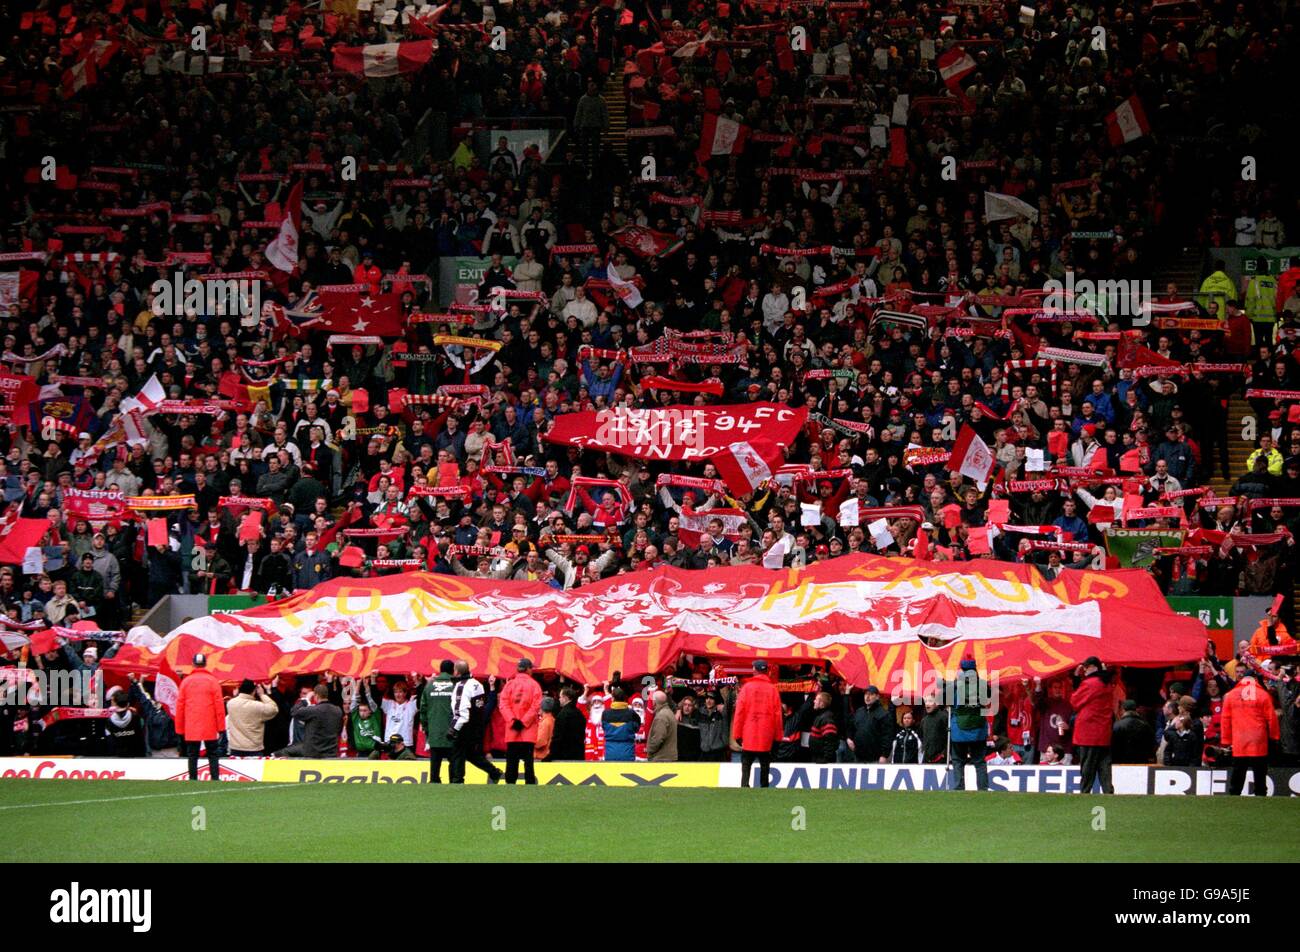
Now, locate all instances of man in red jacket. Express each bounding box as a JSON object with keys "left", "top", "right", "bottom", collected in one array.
[
  {"left": 732, "top": 660, "right": 783, "bottom": 788},
  {"left": 1221, "top": 671, "right": 1281, "bottom": 796},
  {"left": 1069, "top": 656, "right": 1115, "bottom": 794},
  {"left": 498, "top": 658, "right": 543, "bottom": 784},
  {"left": 175, "top": 653, "right": 227, "bottom": 781}
]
